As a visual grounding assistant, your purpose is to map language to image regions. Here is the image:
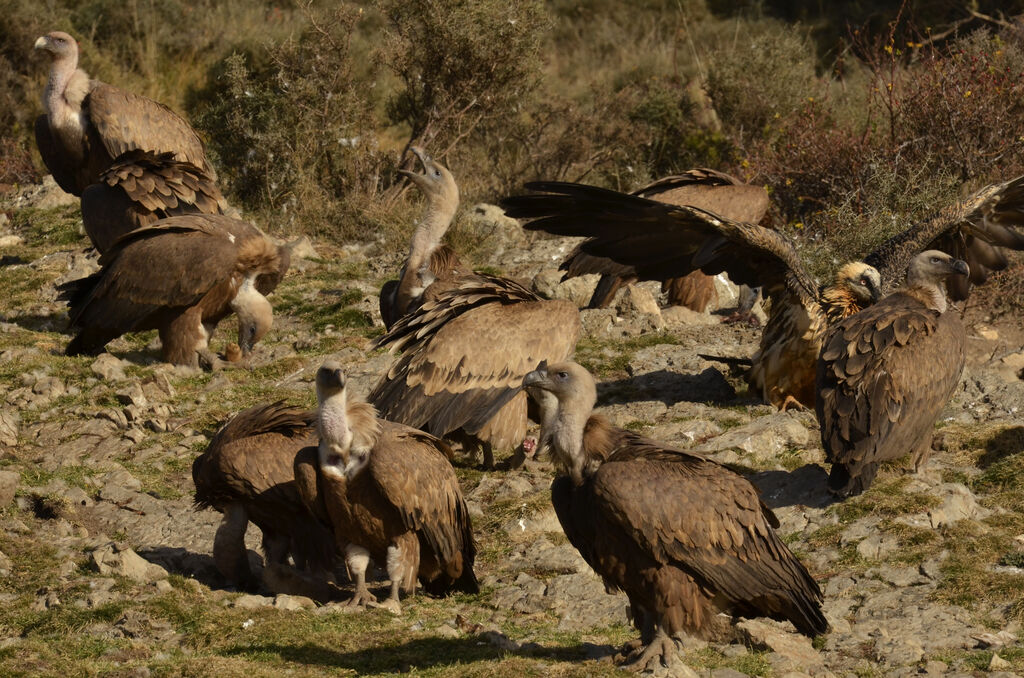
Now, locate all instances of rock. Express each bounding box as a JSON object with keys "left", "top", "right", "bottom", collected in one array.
[
  {"left": 273, "top": 594, "right": 316, "bottom": 611},
  {"left": 855, "top": 533, "right": 900, "bottom": 561},
  {"left": 989, "top": 653, "right": 1012, "bottom": 671},
  {"left": 0, "top": 470, "right": 18, "bottom": 507},
  {"left": 735, "top": 619, "right": 823, "bottom": 671},
  {"left": 614, "top": 285, "right": 663, "bottom": 325},
  {"left": 663, "top": 305, "right": 720, "bottom": 326},
  {"left": 230, "top": 594, "right": 275, "bottom": 609},
  {"left": 928, "top": 483, "right": 985, "bottom": 528},
  {"left": 90, "top": 354, "right": 127, "bottom": 381},
  {"left": 531, "top": 269, "right": 597, "bottom": 307},
  {"left": 695, "top": 413, "right": 810, "bottom": 459},
  {"left": 544, "top": 572, "right": 629, "bottom": 631},
  {"left": 90, "top": 543, "right": 168, "bottom": 583},
  {"left": 0, "top": 409, "right": 18, "bottom": 447},
  {"left": 0, "top": 235, "right": 24, "bottom": 248},
  {"left": 975, "top": 324, "right": 999, "bottom": 341},
  {"left": 286, "top": 235, "right": 318, "bottom": 260}
]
